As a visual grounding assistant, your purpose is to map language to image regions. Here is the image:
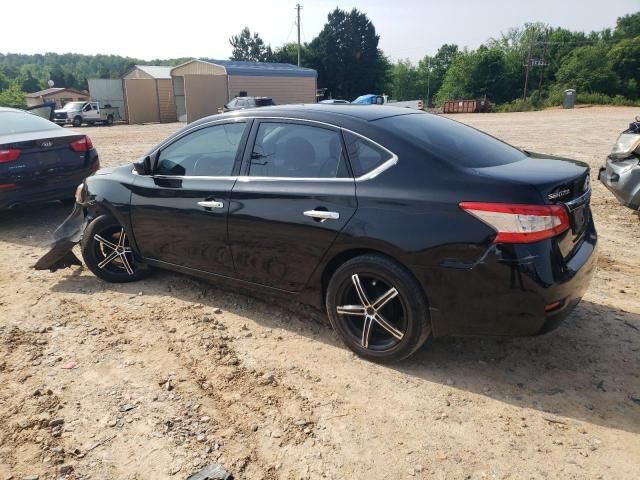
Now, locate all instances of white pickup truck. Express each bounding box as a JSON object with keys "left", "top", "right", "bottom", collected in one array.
[{"left": 53, "top": 101, "right": 120, "bottom": 127}]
